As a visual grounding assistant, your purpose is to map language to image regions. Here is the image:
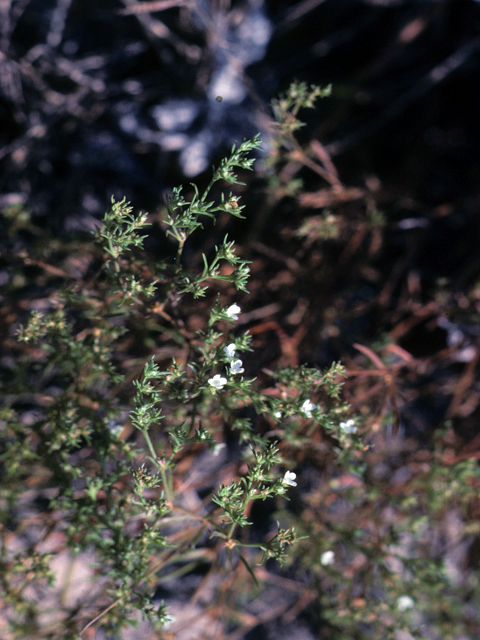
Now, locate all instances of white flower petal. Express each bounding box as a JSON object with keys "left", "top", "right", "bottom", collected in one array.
[
  {"left": 397, "top": 595, "right": 414, "bottom": 611},
  {"left": 107, "top": 422, "right": 123, "bottom": 437},
  {"left": 283, "top": 471, "right": 297, "bottom": 486},
  {"left": 224, "top": 343, "right": 236, "bottom": 360},
  {"left": 226, "top": 304, "right": 241, "bottom": 320},
  {"left": 208, "top": 374, "right": 227, "bottom": 390},
  {"left": 320, "top": 550, "right": 335, "bottom": 566},
  {"left": 230, "top": 359, "right": 245, "bottom": 375},
  {"left": 339, "top": 419, "right": 357, "bottom": 434},
  {"left": 301, "top": 399, "right": 316, "bottom": 418}
]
